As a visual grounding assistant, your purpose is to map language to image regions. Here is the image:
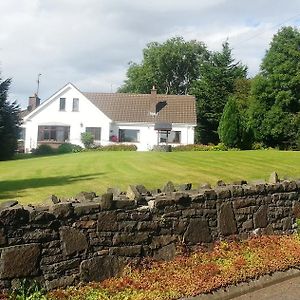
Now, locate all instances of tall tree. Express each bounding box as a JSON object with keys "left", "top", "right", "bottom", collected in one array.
[
  {"left": 119, "top": 37, "right": 208, "bottom": 95},
  {"left": 191, "top": 41, "right": 247, "bottom": 144},
  {"left": 249, "top": 26, "right": 300, "bottom": 148},
  {"left": 0, "top": 77, "right": 20, "bottom": 160},
  {"left": 218, "top": 97, "right": 241, "bottom": 148}
]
